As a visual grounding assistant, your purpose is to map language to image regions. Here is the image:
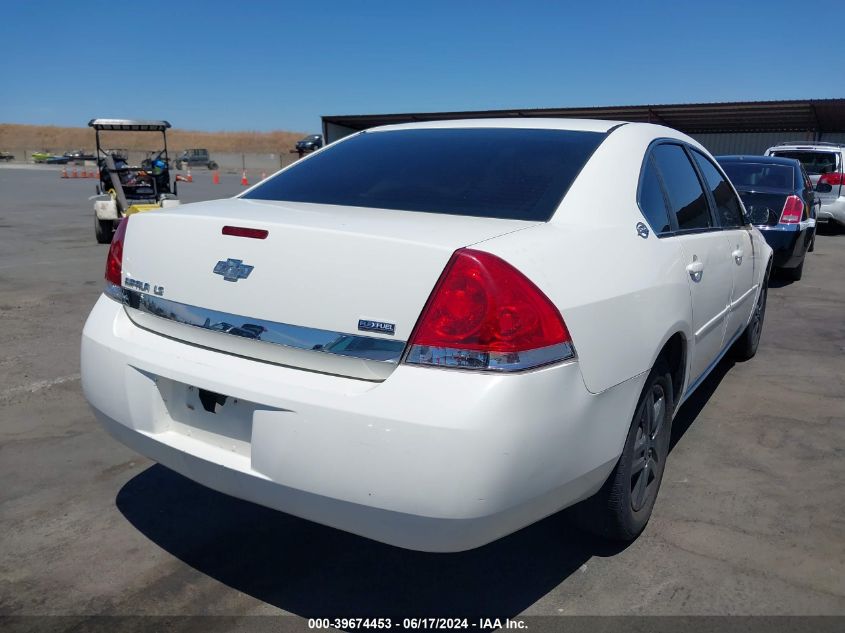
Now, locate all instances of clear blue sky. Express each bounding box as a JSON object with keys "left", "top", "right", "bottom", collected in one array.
[{"left": 1, "top": 1, "right": 839, "bottom": 134}]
